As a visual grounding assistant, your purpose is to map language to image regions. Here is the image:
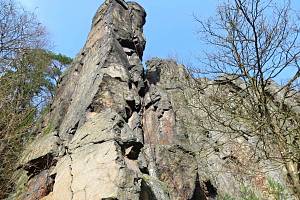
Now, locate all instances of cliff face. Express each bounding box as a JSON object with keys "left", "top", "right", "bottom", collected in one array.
[
  {"left": 17, "top": 1, "right": 147, "bottom": 199},
  {"left": 13, "top": 0, "right": 293, "bottom": 200}
]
